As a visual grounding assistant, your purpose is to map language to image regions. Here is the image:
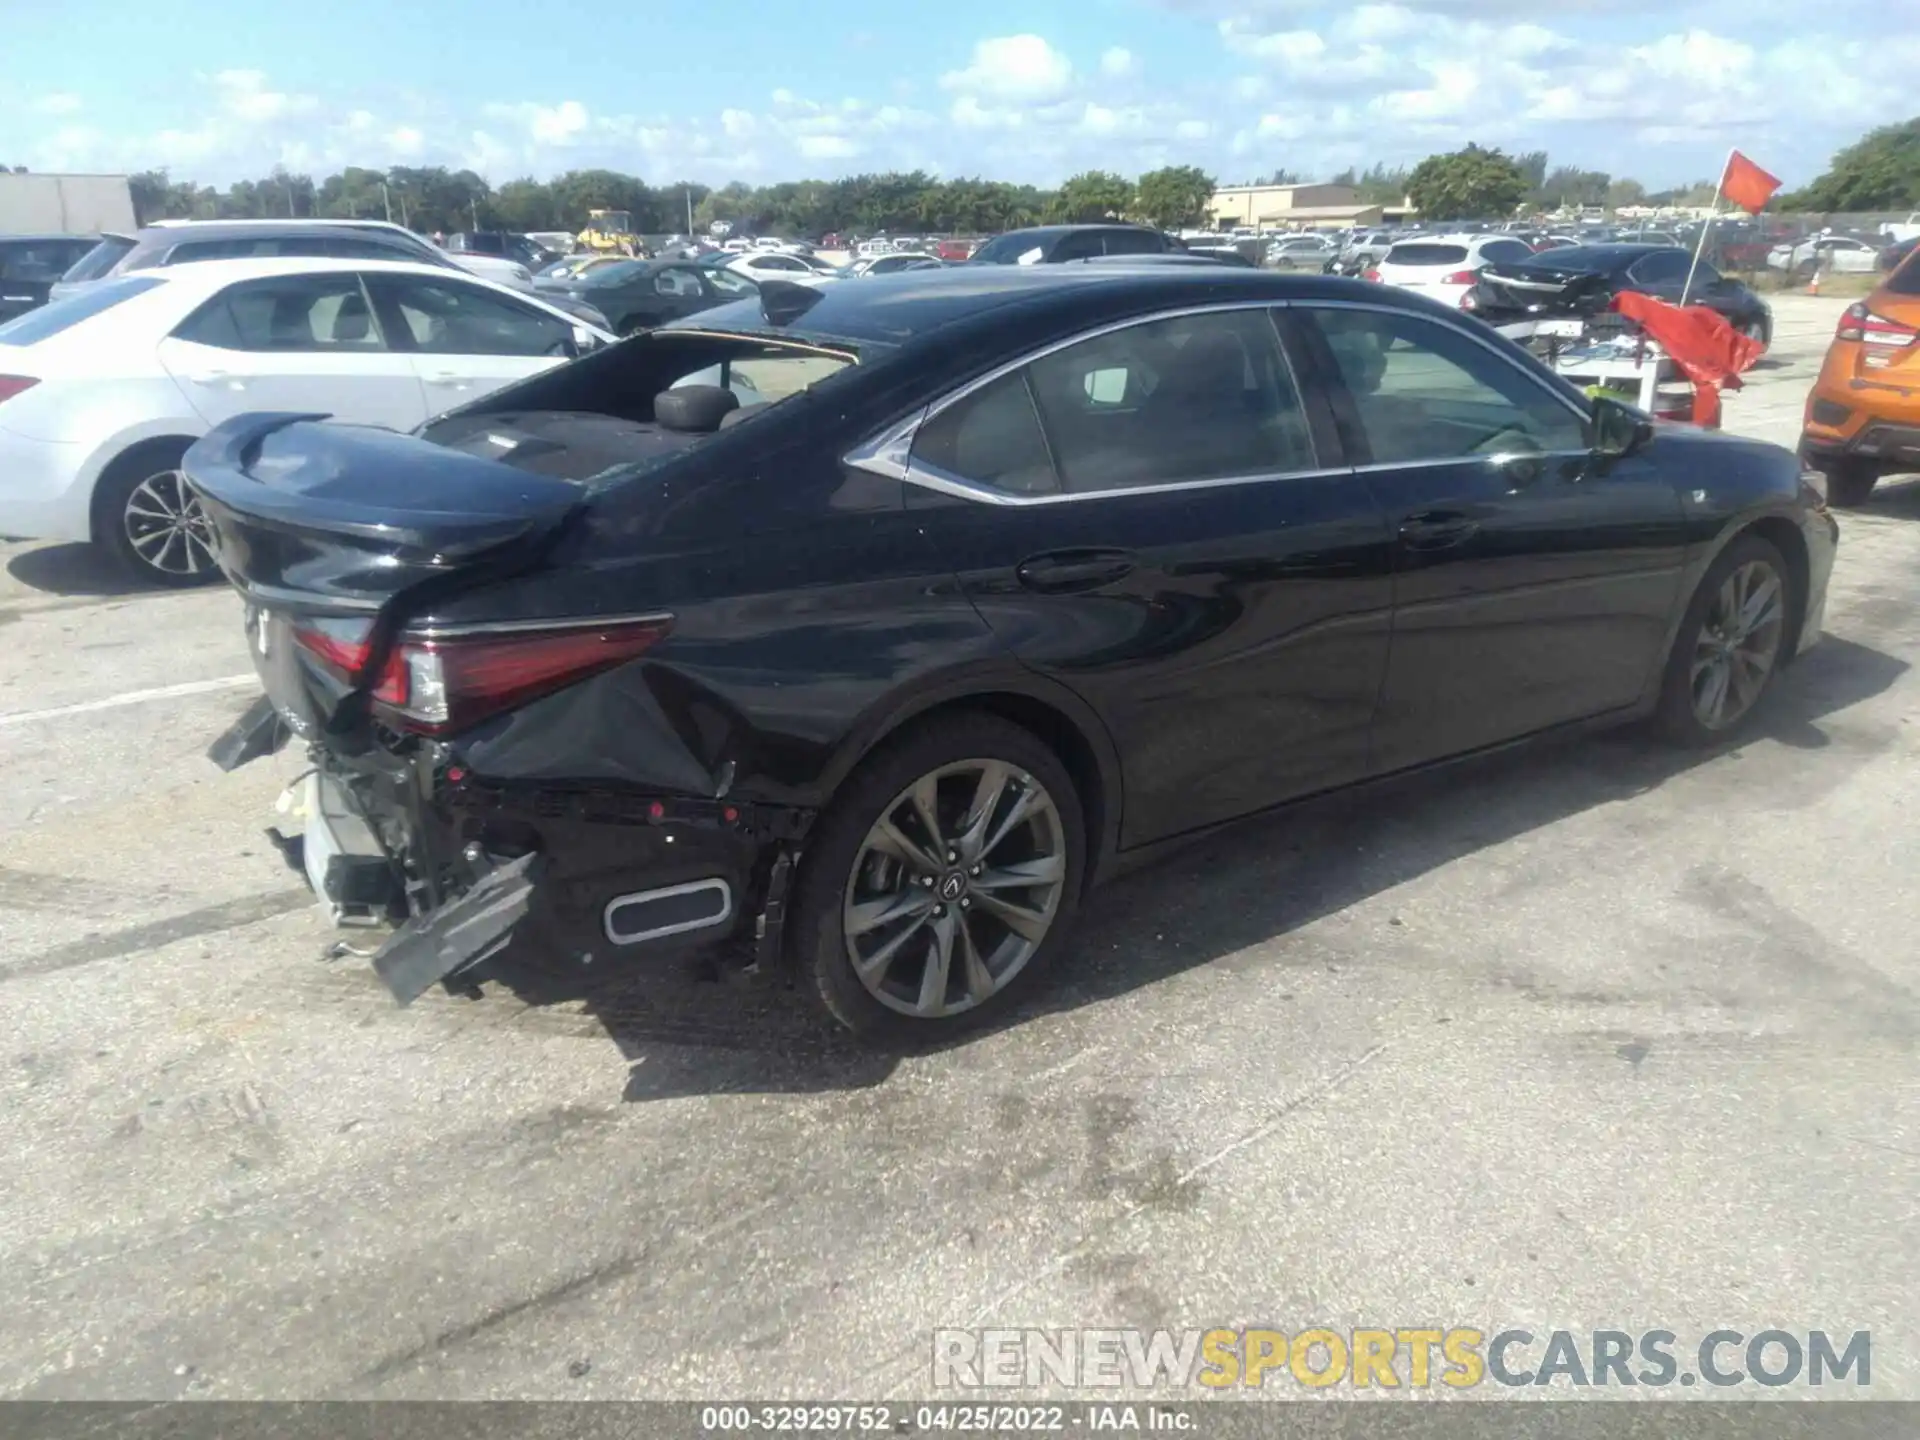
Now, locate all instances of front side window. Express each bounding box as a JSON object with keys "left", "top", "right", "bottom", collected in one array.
[
  {"left": 1101, "top": 229, "right": 1167, "bottom": 257},
  {"left": 704, "top": 268, "right": 756, "bottom": 296},
  {"left": 174, "top": 273, "right": 384, "bottom": 352},
  {"left": 383, "top": 276, "right": 571, "bottom": 357},
  {"left": 1307, "top": 307, "right": 1587, "bottom": 463},
  {"left": 653, "top": 268, "right": 703, "bottom": 297}
]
